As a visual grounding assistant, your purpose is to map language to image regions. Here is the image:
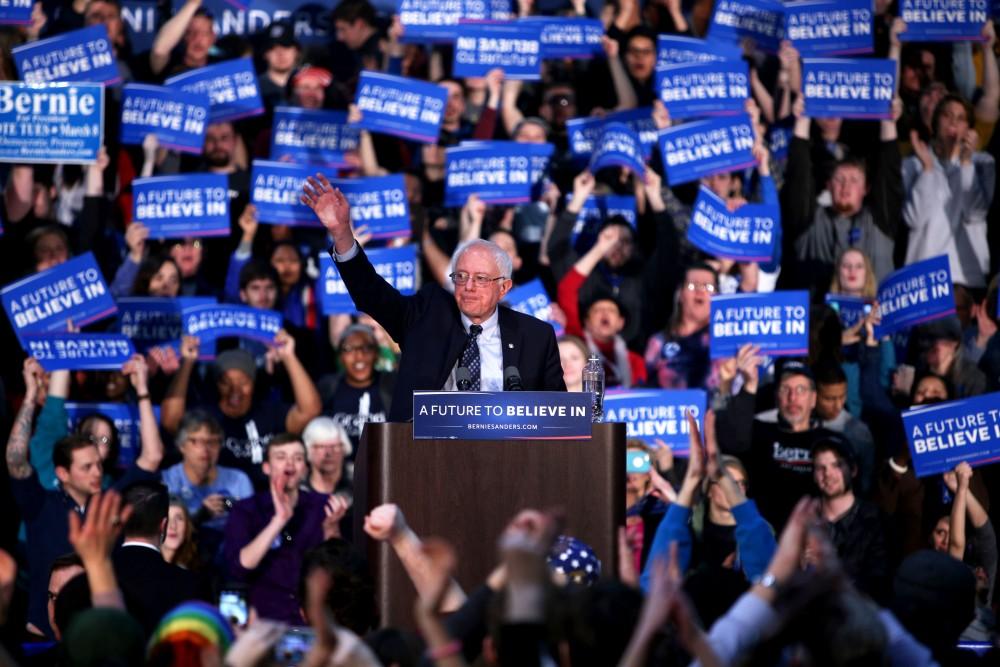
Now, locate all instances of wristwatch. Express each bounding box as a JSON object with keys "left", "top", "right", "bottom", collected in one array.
[{"left": 755, "top": 572, "right": 778, "bottom": 589}]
